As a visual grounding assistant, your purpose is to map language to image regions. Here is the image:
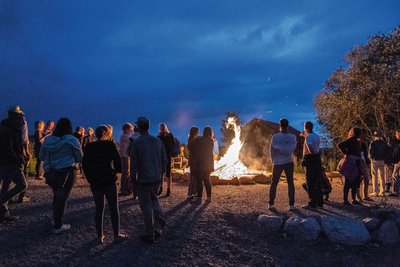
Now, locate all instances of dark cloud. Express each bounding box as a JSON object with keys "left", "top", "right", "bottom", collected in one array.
[{"left": 0, "top": 0, "right": 399, "bottom": 141}]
